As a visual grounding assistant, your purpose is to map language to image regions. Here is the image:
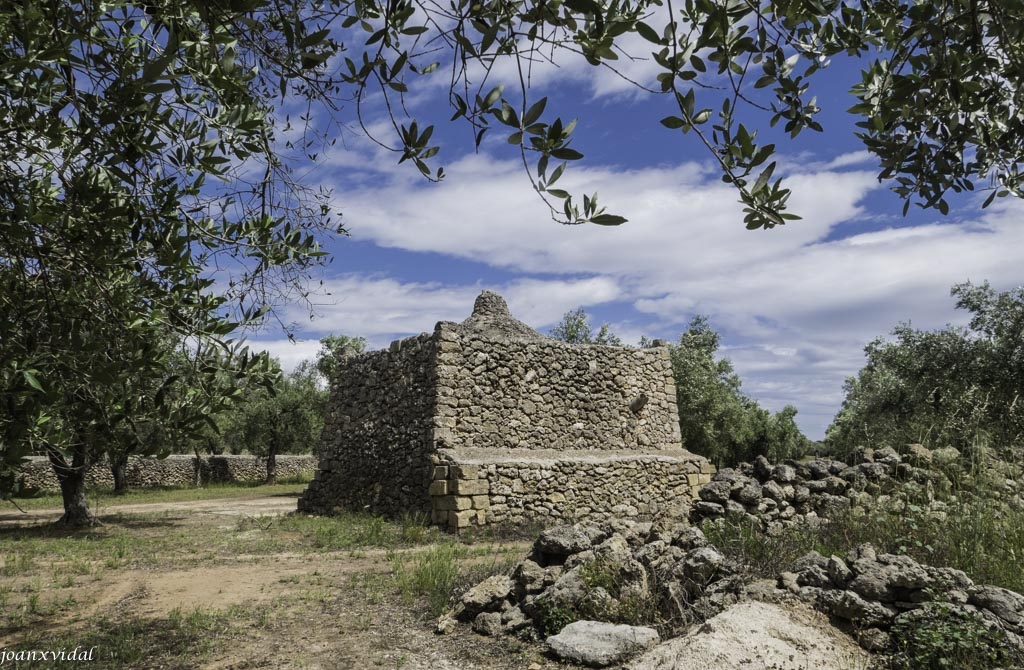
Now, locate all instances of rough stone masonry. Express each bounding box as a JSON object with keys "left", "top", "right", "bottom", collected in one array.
[{"left": 298, "top": 291, "right": 714, "bottom": 530}]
